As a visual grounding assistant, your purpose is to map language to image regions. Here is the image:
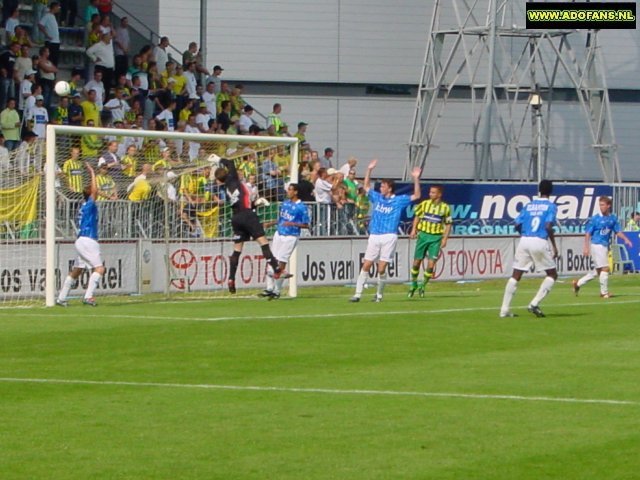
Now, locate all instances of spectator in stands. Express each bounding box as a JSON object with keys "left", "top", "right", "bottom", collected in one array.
[
  {"left": 267, "top": 103, "right": 284, "bottom": 134},
  {"left": 260, "top": 153, "right": 282, "bottom": 202},
  {"left": 86, "top": 14, "right": 101, "bottom": 48},
  {"left": 202, "top": 81, "right": 216, "bottom": 120},
  {"left": 230, "top": 84, "right": 246, "bottom": 118},
  {"left": 183, "top": 61, "right": 199, "bottom": 101},
  {"left": 96, "top": 0, "right": 113, "bottom": 17},
  {"left": 60, "top": 0, "right": 78, "bottom": 27},
  {"left": 0, "top": 98, "right": 21, "bottom": 150},
  {"left": 155, "top": 99, "right": 176, "bottom": 131},
  {"left": 295, "top": 122, "right": 310, "bottom": 151},
  {"left": 26, "top": 95, "right": 48, "bottom": 139},
  {"left": 86, "top": 33, "right": 115, "bottom": 91},
  {"left": 81, "top": 89, "right": 101, "bottom": 126},
  {"left": 0, "top": 42, "right": 19, "bottom": 111},
  {"left": 68, "top": 92, "right": 83, "bottom": 125},
  {"left": 32, "top": 0, "right": 49, "bottom": 44},
  {"left": 12, "top": 26, "right": 33, "bottom": 50},
  {"left": 127, "top": 163, "right": 153, "bottom": 201},
  {"left": 339, "top": 156, "right": 358, "bottom": 176},
  {"left": 18, "top": 69, "right": 36, "bottom": 115},
  {"left": 153, "top": 37, "right": 170, "bottom": 75},
  {"left": 195, "top": 102, "right": 211, "bottom": 133},
  {"left": 81, "top": 119, "right": 102, "bottom": 159},
  {"left": 15, "top": 130, "right": 39, "bottom": 174},
  {"left": 96, "top": 163, "right": 118, "bottom": 200},
  {"left": 113, "top": 17, "right": 130, "bottom": 79},
  {"left": 38, "top": 2, "right": 61, "bottom": 67},
  {"left": 626, "top": 212, "right": 640, "bottom": 231},
  {"left": 216, "top": 81, "right": 231, "bottom": 114},
  {"left": 321, "top": 147, "right": 334, "bottom": 169},
  {"left": 297, "top": 169, "right": 315, "bottom": 202},
  {"left": 98, "top": 139, "right": 121, "bottom": 172},
  {"left": 14, "top": 46, "right": 32, "bottom": 90},
  {"left": 103, "top": 87, "right": 130, "bottom": 124},
  {"left": 314, "top": 168, "right": 333, "bottom": 205},
  {"left": 120, "top": 144, "right": 138, "bottom": 178},
  {"left": 84, "top": 71, "right": 106, "bottom": 110},
  {"left": 38, "top": 46, "right": 57, "bottom": 110},
  {"left": 98, "top": 13, "right": 113, "bottom": 36},
  {"left": 238, "top": 105, "right": 254, "bottom": 134},
  {"left": 0, "top": 133, "right": 9, "bottom": 170},
  {"left": 61, "top": 146, "right": 84, "bottom": 194},
  {"left": 139, "top": 45, "right": 153, "bottom": 70},
  {"left": 216, "top": 99, "right": 231, "bottom": 132},
  {"left": 182, "top": 42, "right": 208, "bottom": 75},
  {"left": 4, "top": 7, "right": 20, "bottom": 44},
  {"left": 85, "top": 0, "right": 99, "bottom": 23},
  {"left": 206, "top": 65, "right": 223, "bottom": 94},
  {"left": 53, "top": 95, "right": 69, "bottom": 124}
]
